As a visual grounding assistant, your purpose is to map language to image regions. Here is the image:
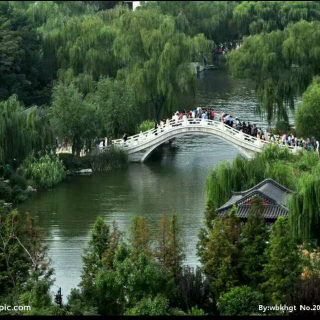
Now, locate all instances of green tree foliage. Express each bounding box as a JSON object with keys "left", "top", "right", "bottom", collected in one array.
[
  {"left": 113, "top": 6, "right": 212, "bottom": 121},
  {"left": 145, "top": 1, "right": 238, "bottom": 44},
  {"left": 217, "top": 285, "right": 264, "bottom": 316},
  {"left": 124, "top": 294, "right": 170, "bottom": 316},
  {"left": 0, "top": 95, "right": 54, "bottom": 165},
  {"left": 200, "top": 207, "right": 243, "bottom": 301},
  {"left": 101, "top": 221, "right": 123, "bottom": 269},
  {"left": 0, "top": 1, "right": 45, "bottom": 106},
  {"left": 295, "top": 77, "right": 320, "bottom": 141},
  {"left": 30, "top": 2, "right": 121, "bottom": 82},
  {"left": 83, "top": 1, "right": 121, "bottom": 12},
  {"left": 94, "top": 77, "right": 139, "bottom": 137},
  {"left": 0, "top": 209, "right": 29, "bottom": 300},
  {"left": 68, "top": 218, "right": 122, "bottom": 316},
  {"left": 287, "top": 250, "right": 320, "bottom": 317},
  {"left": 233, "top": 1, "right": 320, "bottom": 36},
  {"left": 80, "top": 216, "right": 110, "bottom": 302},
  {"left": 261, "top": 217, "right": 303, "bottom": 305},
  {"left": 137, "top": 120, "right": 155, "bottom": 133},
  {"left": 50, "top": 81, "right": 102, "bottom": 155},
  {"left": 196, "top": 200, "right": 217, "bottom": 268},
  {"left": 130, "top": 216, "right": 152, "bottom": 258},
  {"left": 176, "top": 266, "right": 211, "bottom": 314},
  {"left": 227, "top": 20, "right": 320, "bottom": 123},
  {"left": 289, "top": 162, "right": 320, "bottom": 244},
  {"left": 94, "top": 246, "right": 176, "bottom": 315},
  {"left": 67, "top": 214, "right": 192, "bottom": 315},
  {"left": 0, "top": 208, "right": 55, "bottom": 312},
  {"left": 155, "top": 213, "right": 185, "bottom": 279},
  {"left": 240, "top": 197, "right": 269, "bottom": 287}
]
